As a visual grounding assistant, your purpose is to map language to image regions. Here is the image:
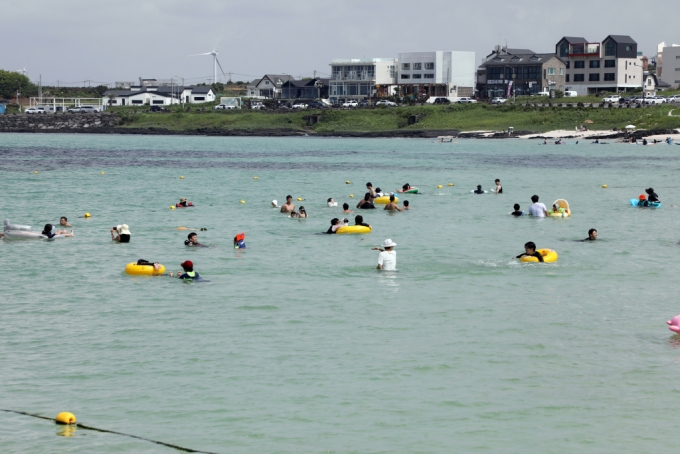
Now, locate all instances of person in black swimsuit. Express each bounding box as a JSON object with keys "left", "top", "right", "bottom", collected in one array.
[
  {"left": 495, "top": 179, "right": 503, "bottom": 193},
  {"left": 581, "top": 229, "right": 597, "bottom": 241},
  {"left": 354, "top": 215, "right": 371, "bottom": 228},
  {"left": 474, "top": 185, "right": 484, "bottom": 194},
  {"left": 357, "top": 193, "right": 376, "bottom": 209},
  {"left": 516, "top": 241, "right": 543, "bottom": 262},
  {"left": 511, "top": 203, "right": 524, "bottom": 216},
  {"left": 645, "top": 188, "right": 659, "bottom": 202}
]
